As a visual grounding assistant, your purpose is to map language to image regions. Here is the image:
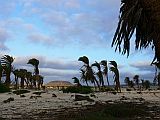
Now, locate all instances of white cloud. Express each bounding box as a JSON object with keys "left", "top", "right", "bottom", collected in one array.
[
  {"left": 65, "top": 0, "right": 80, "bottom": 9},
  {"left": 0, "top": 28, "right": 10, "bottom": 51},
  {"left": 28, "top": 33, "right": 54, "bottom": 45}
]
